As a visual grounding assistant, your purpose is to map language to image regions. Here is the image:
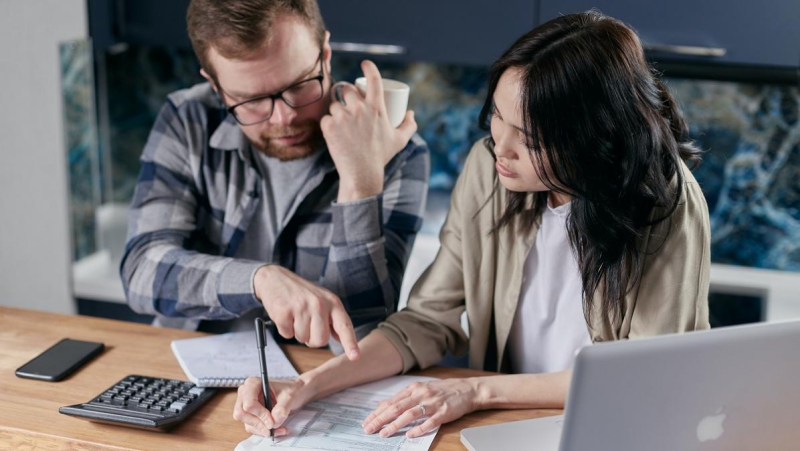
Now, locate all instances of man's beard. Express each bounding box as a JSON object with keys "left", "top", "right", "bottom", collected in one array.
[{"left": 250, "top": 120, "right": 325, "bottom": 161}]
